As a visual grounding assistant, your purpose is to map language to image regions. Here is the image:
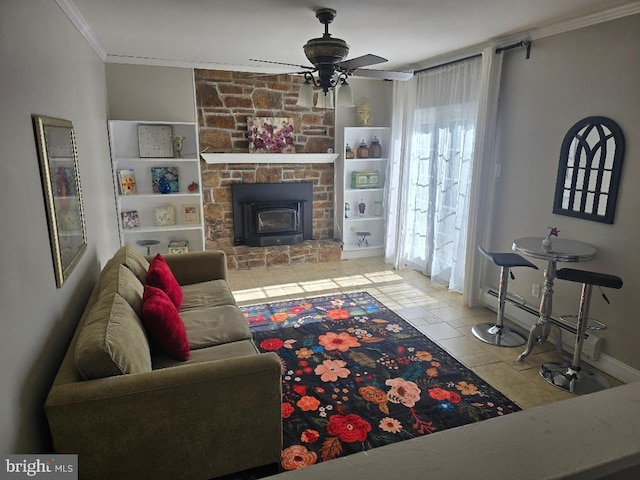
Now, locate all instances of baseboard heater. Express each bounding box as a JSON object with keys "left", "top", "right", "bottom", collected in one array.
[{"left": 479, "top": 287, "right": 603, "bottom": 361}]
